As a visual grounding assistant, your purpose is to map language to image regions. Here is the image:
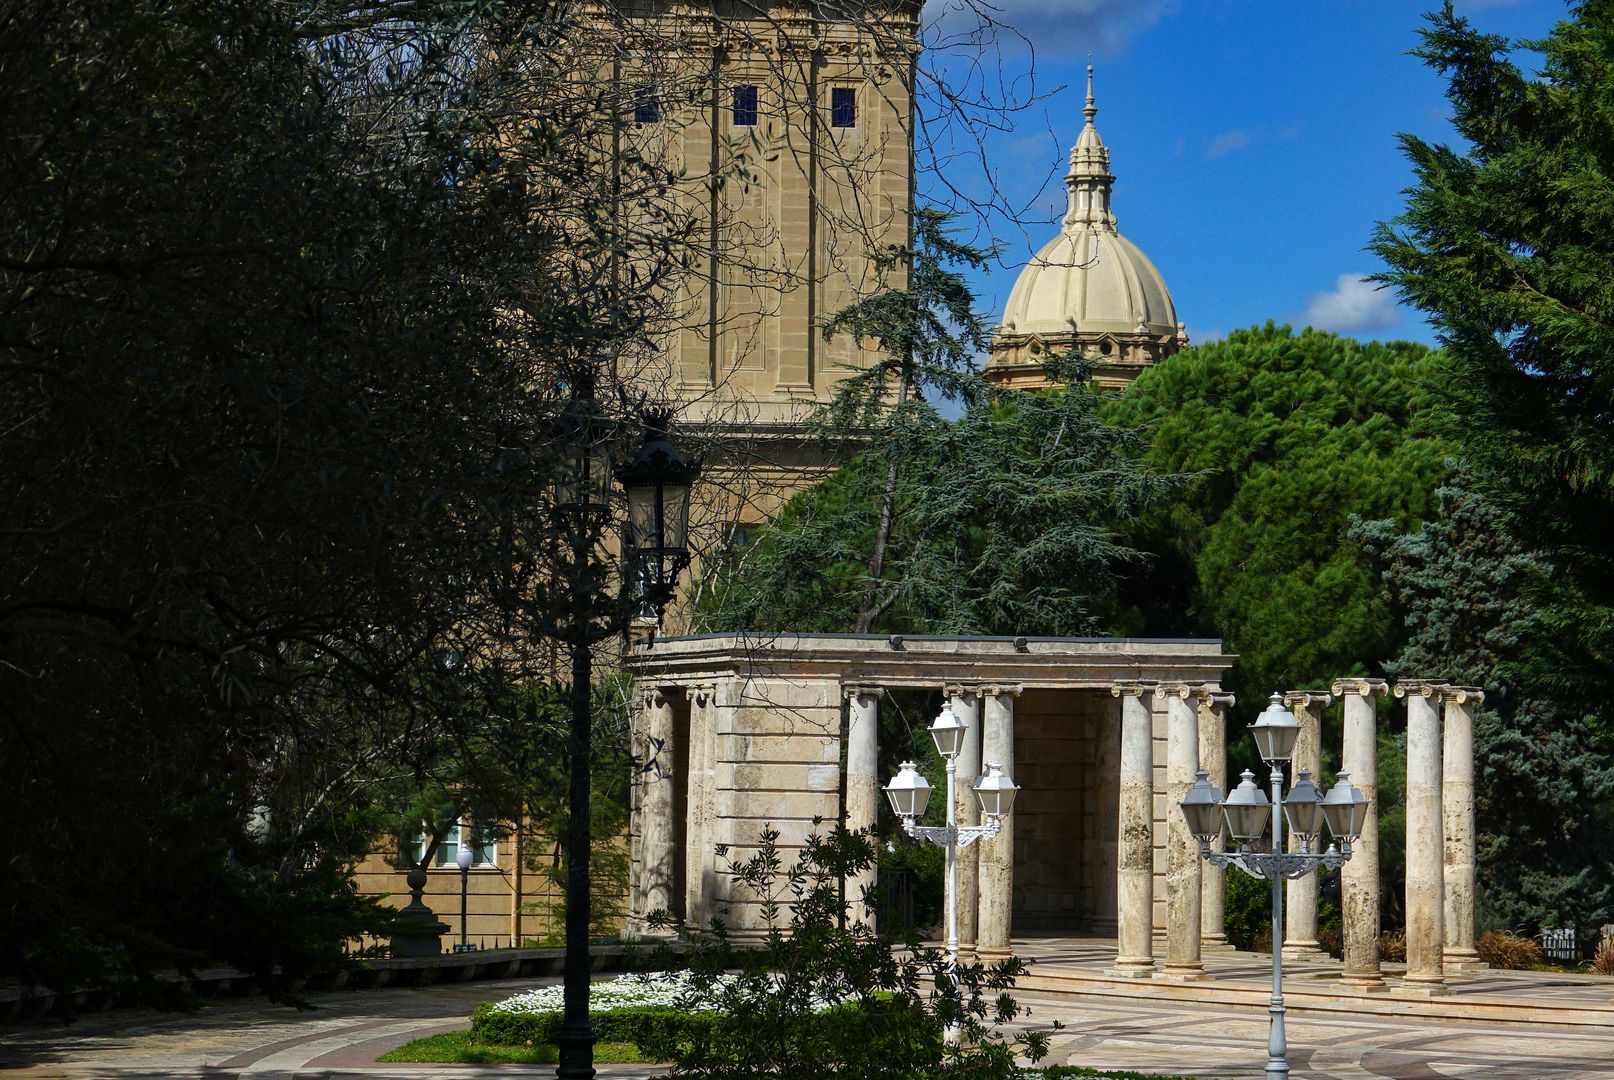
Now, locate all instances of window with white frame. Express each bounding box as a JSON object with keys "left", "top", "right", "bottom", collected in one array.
[{"left": 406, "top": 819, "right": 497, "bottom": 868}]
